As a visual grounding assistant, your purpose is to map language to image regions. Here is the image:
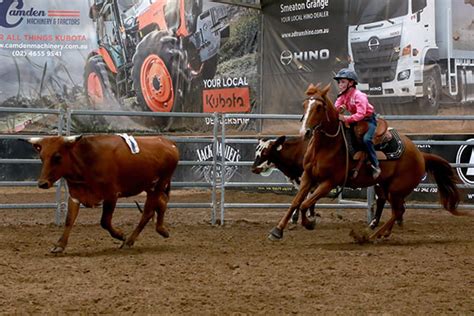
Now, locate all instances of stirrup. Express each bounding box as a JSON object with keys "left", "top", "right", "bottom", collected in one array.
[{"left": 371, "top": 165, "right": 381, "bottom": 179}]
